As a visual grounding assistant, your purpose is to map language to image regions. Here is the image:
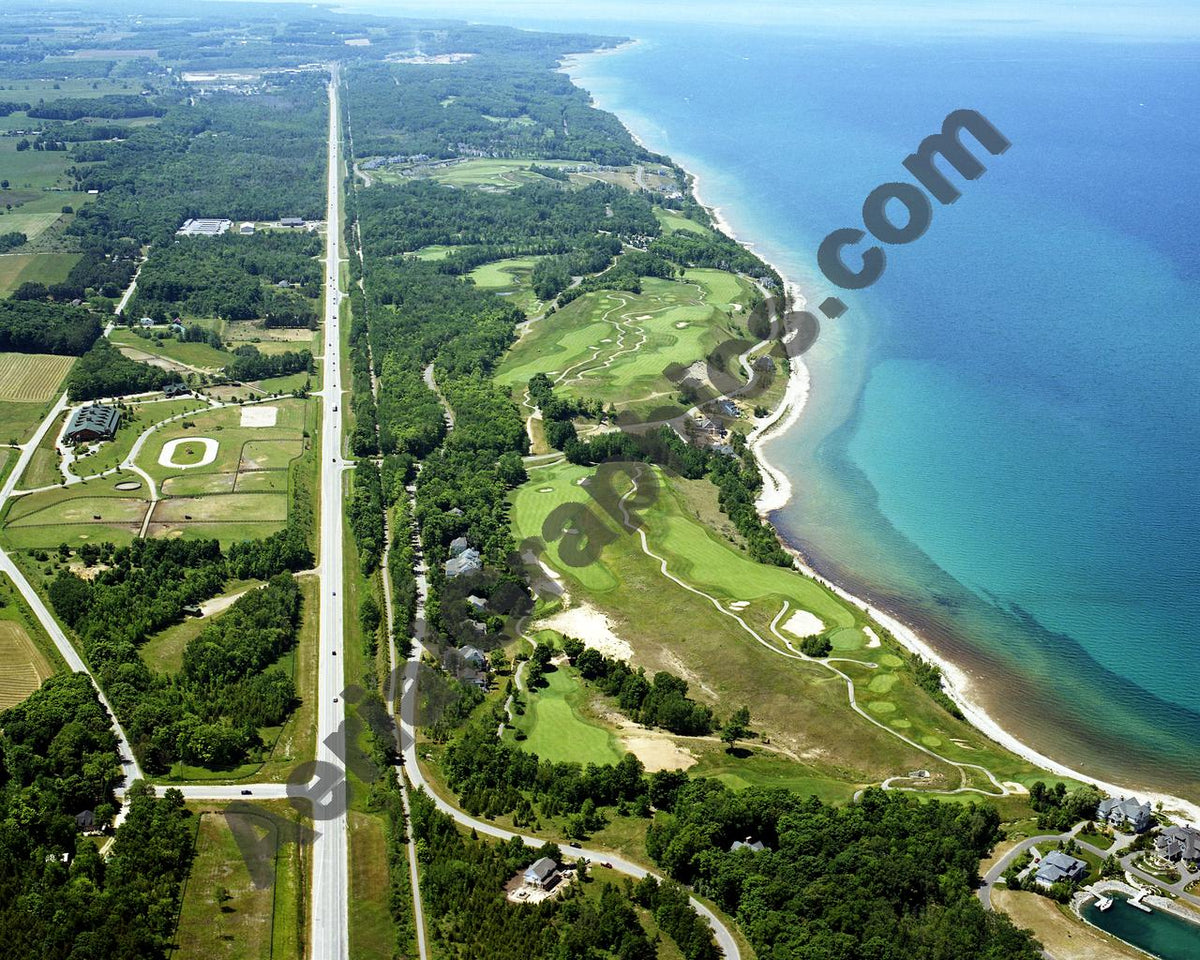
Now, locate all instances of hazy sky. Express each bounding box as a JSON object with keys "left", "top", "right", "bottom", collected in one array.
[{"left": 324, "top": 0, "right": 1200, "bottom": 38}]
